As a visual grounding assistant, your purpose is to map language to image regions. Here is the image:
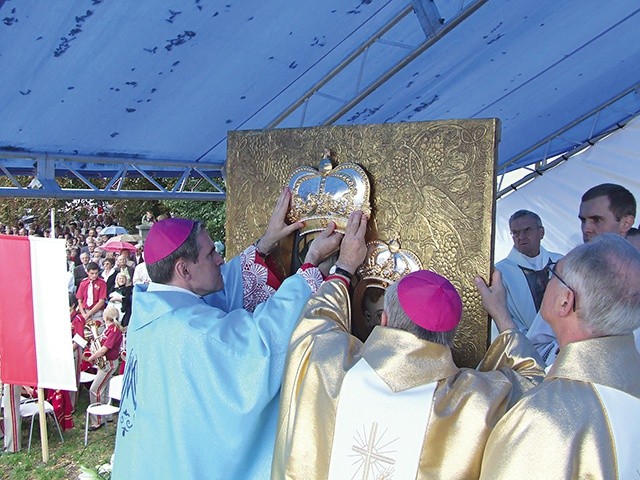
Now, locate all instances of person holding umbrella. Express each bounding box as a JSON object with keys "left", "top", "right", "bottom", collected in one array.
[
  {"left": 102, "top": 237, "right": 137, "bottom": 268},
  {"left": 101, "top": 257, "right": 117, "bottom": 295}
]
